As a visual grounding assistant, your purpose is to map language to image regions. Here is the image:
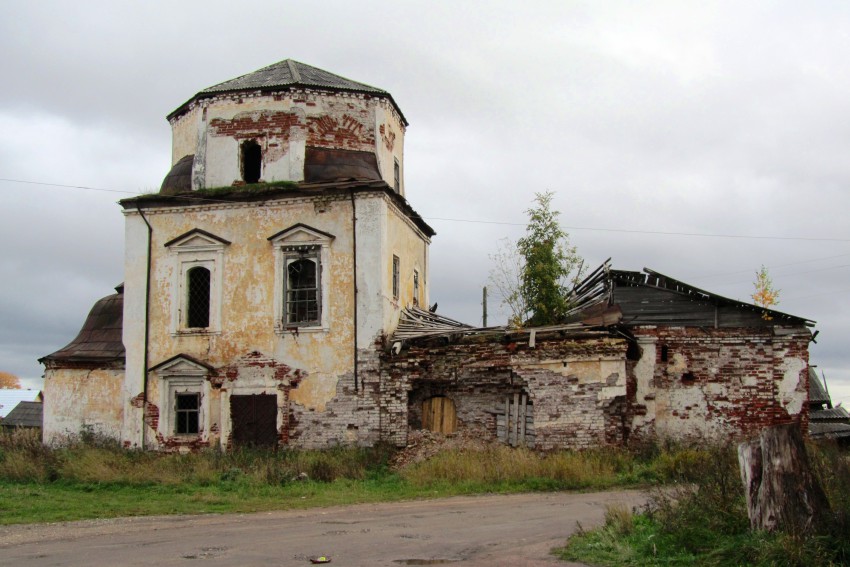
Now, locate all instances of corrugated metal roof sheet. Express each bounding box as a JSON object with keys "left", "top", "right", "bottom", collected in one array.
[
  {"left": 809, "top": 367, "right": 831, "bottom": 405},
  {"left": 168, "top": 60, "right": 406, "bottom": 125},
  {"left": 201, "top": 59, "right": 388, "bottom": 96},
  {"left": 0, "top": 390, "right": 42, "bottom": 418},
  {"left": 811, "top": 405, "right": 850, "bottom": 422},
  {"left": 1, "top": 401, "right": 42, "bottom": 428},
  {"left": 810, "top": 421, "right": 850, "bottom": 438}
]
